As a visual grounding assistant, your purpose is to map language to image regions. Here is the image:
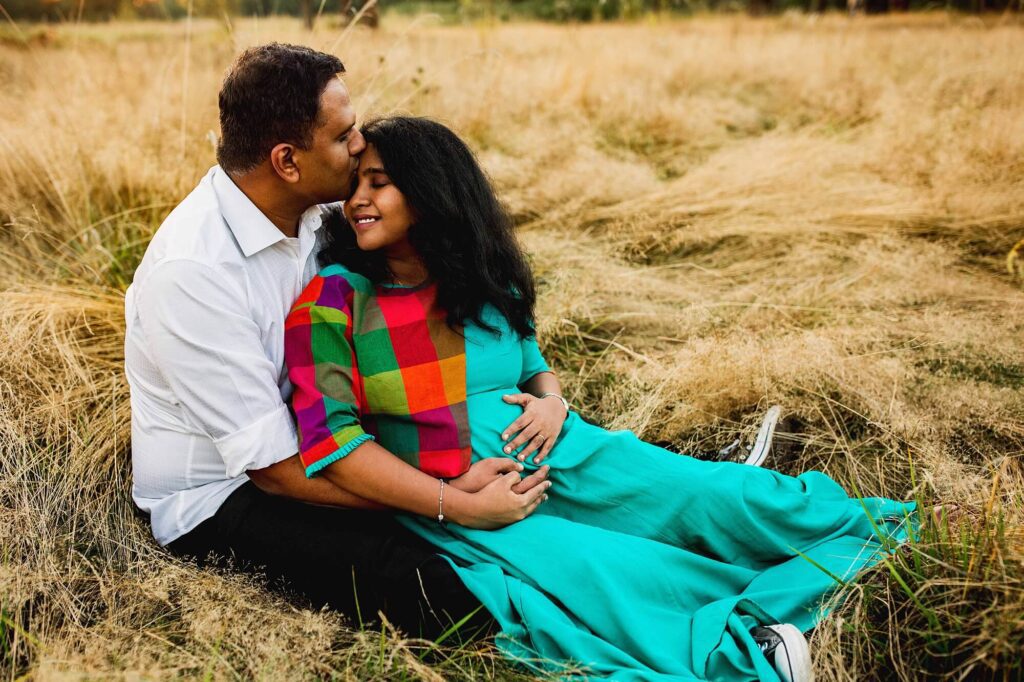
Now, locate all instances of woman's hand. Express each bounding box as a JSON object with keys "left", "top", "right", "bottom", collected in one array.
[
  {"left": 449, "top": 457, "right": 551, "bottom": 495},
  {"left": 449, "top": 472, "right": 552, "bottom": 530},
  {"left": 500, "top": 393, "right": 567, "bottom": 464}
]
